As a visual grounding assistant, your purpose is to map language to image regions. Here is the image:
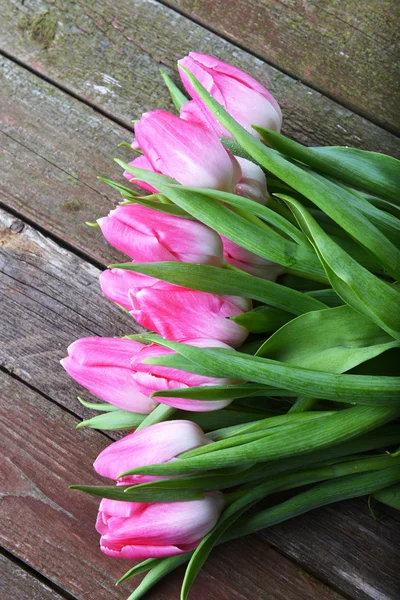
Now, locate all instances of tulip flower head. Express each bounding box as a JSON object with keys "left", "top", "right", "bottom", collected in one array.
[
  {"left": 235, "top": 156, "right": 269, "bottom": 205},
  {"left": 60, "top": 337, "right": 157, "bottom": 413},
  {"left": 96, "top": 493, "right": 224, "bottom": 559},
  {"left": 98, "top": 204, "right": 224, "bottom": 266},
  {"left": 130, "top": 275, "right": 250, "bottom": 347},
  {"left": 134, "top": 109, "right": 241, "bottom": 191},
  {"left": 94, "top": 420, "right": 211, "bottom": 484},
  {"left": 131, "top": 339, "right": 239, "bottom": 411},
  {"left": 179, "top": 52, "right": 282, "bottom": 138},
  {"left": 100, "top": 270, "right": 250, "bottom": 346}
]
